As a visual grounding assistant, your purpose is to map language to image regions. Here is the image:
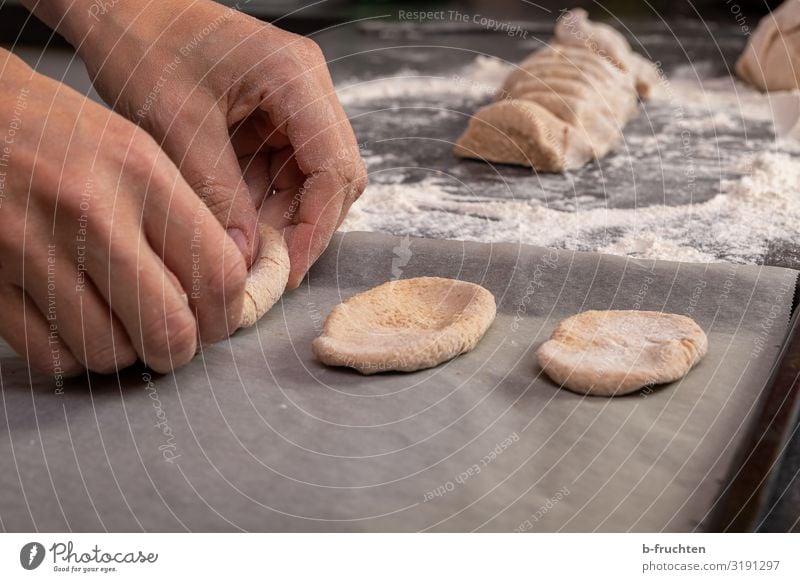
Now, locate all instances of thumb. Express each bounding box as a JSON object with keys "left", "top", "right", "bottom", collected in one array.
[{"left": 159, "top": 108, "right": 261, "bottom": 267}]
